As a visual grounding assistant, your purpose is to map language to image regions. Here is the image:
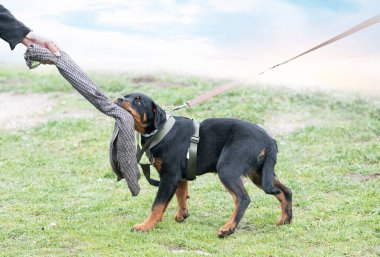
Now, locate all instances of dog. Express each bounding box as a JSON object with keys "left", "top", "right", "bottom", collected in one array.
[{"left": 116, "top": 92, "right": 292, "bottom": 237}]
